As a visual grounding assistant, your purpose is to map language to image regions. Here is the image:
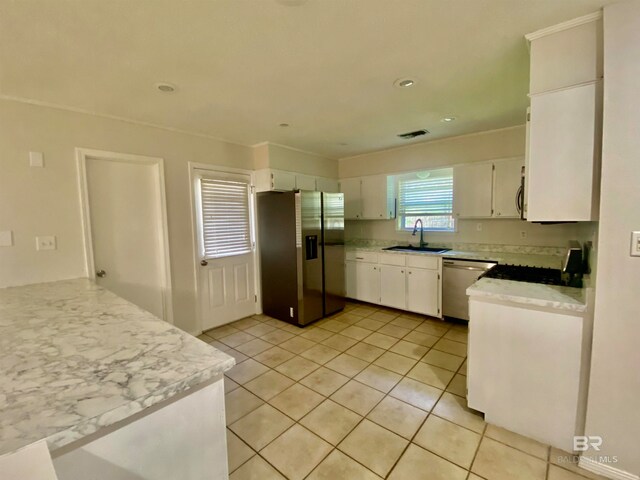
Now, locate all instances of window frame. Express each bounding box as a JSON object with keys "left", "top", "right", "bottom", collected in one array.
[
  {"left": 194, "top": 171, "right": 254, "bottom": 260},
  {"left": 394, "top": 167, "right": 456, "bottom": 233}
]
